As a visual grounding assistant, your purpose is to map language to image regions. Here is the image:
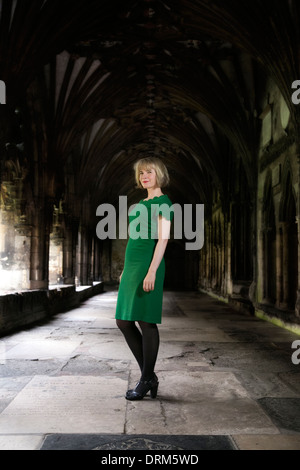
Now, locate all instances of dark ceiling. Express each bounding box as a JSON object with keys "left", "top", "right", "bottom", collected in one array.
[{"left": 0, "top": 0, "right": 299, "bottom": 220}]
